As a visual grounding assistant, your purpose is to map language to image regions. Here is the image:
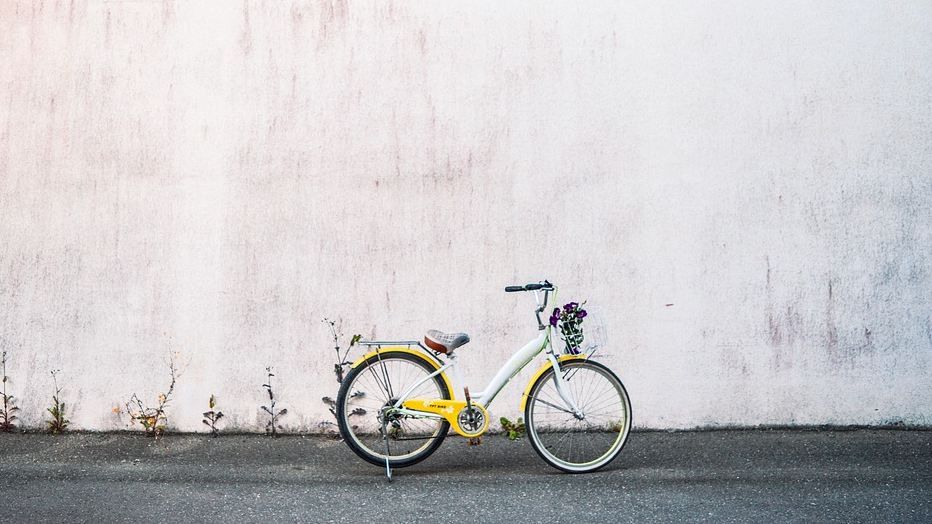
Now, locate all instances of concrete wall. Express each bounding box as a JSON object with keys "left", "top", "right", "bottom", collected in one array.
[{"left": 1, "top": 0, "right": 930, "bottom": 432}]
